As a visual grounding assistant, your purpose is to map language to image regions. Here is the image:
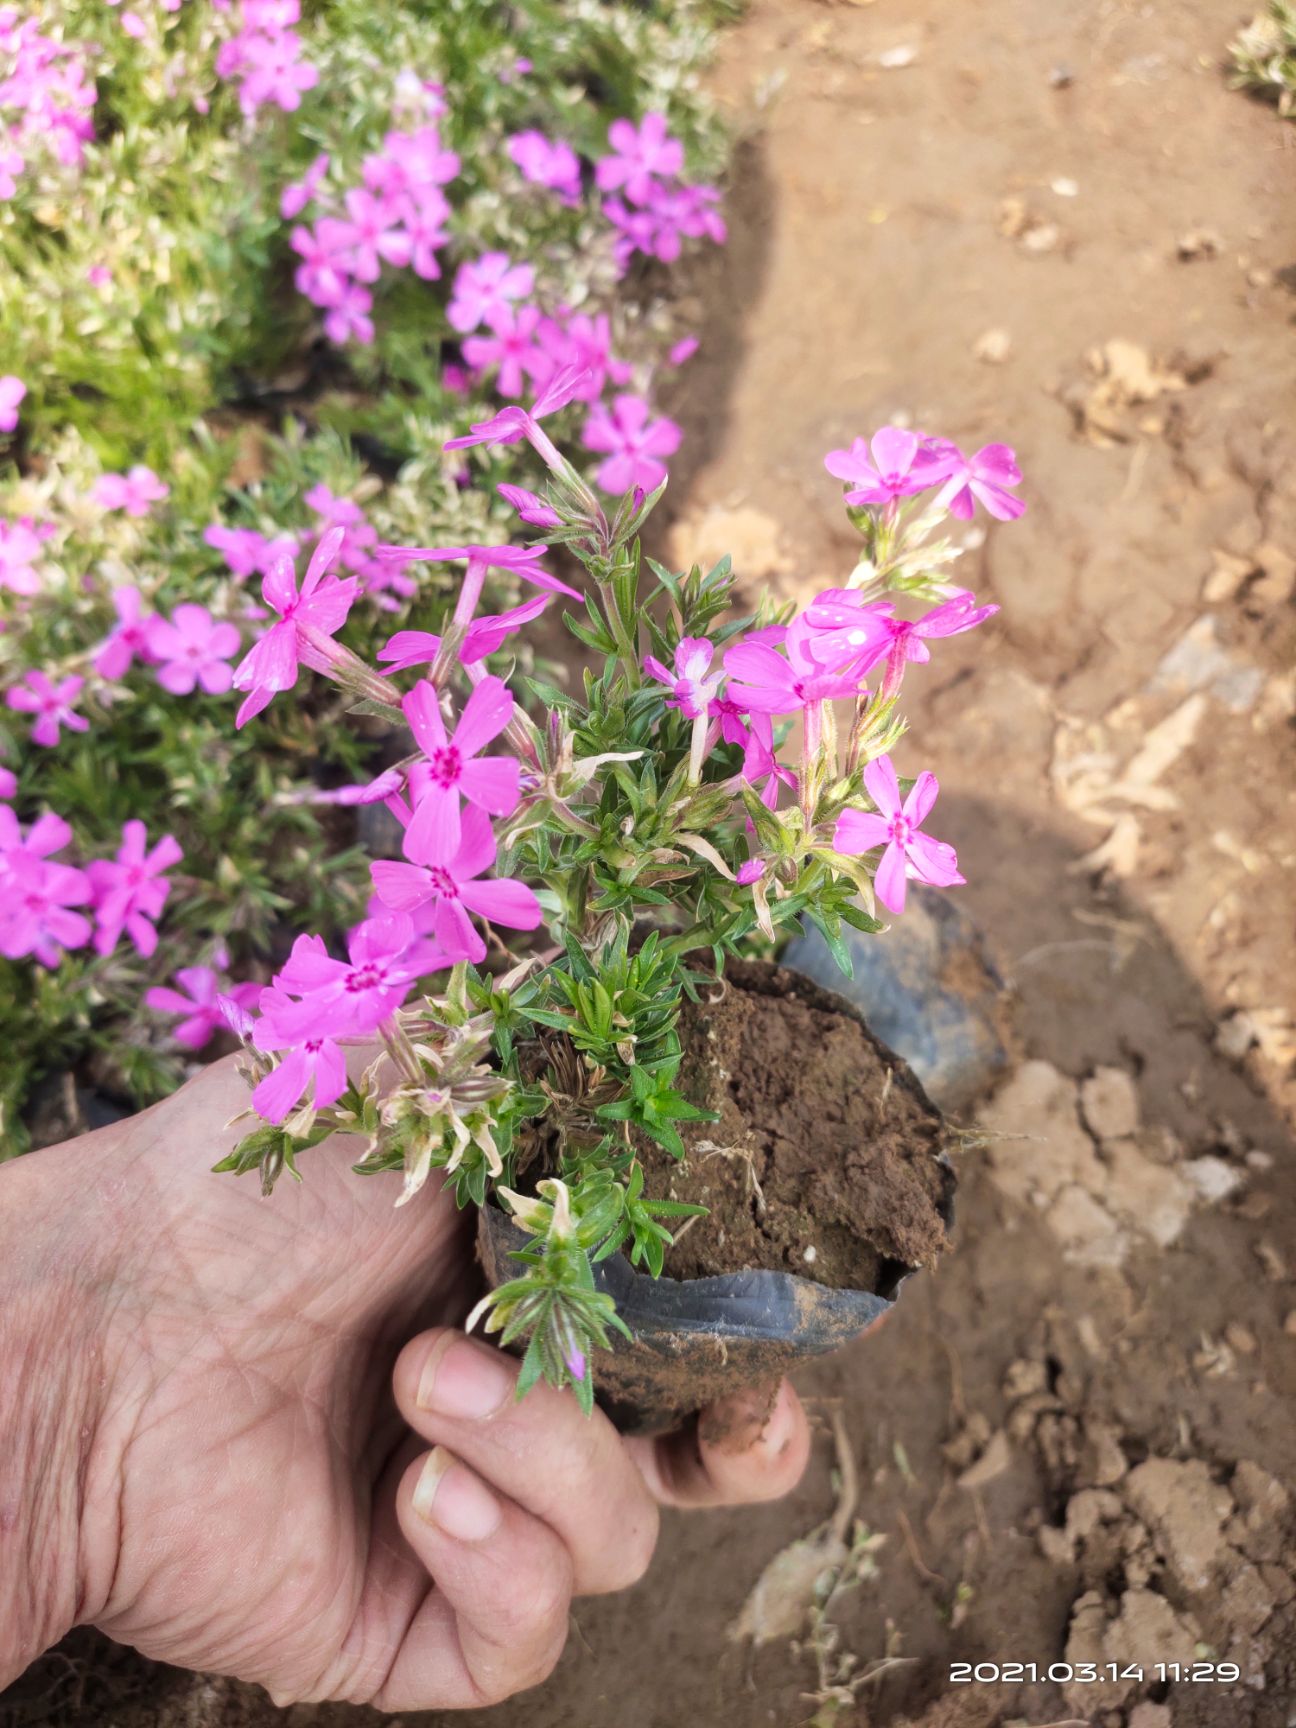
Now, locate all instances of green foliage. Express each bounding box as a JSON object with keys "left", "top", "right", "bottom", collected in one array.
[{"left": 1230, "top": 3, "right": 1296, "bottom": 116}]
